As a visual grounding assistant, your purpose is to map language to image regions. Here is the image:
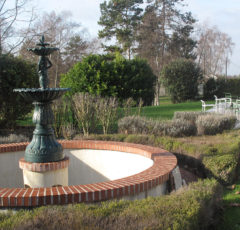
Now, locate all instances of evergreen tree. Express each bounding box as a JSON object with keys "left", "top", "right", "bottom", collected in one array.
[
  {"left": 98, "top": 0, "right": 143, "bottom": 59},
  {"left": 168, "top": 12, "right": 197, "bottom": 60},
  {"left": 63, "top": 35, "right": 89, "bottom": 69},
  {"left": 162, "top": 58, "right": 202, "bottom": 103}
]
